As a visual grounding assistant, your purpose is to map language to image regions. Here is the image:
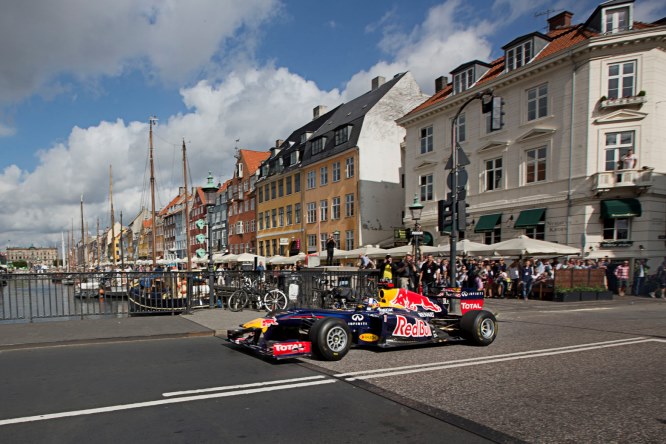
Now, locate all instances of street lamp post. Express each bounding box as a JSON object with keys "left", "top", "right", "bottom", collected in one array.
[
  {"left": 202, "top": 172, "right": 220, "bottom": 308},
  {"left": 408, "top": 194, "right": 424, "bottom": 262}
]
